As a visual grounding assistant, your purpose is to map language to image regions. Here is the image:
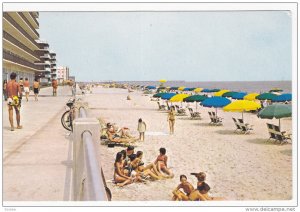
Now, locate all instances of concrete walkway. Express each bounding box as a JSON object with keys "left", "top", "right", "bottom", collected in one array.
[{"left": 3, "top": 86, "right": 74, "bottom": 201}]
